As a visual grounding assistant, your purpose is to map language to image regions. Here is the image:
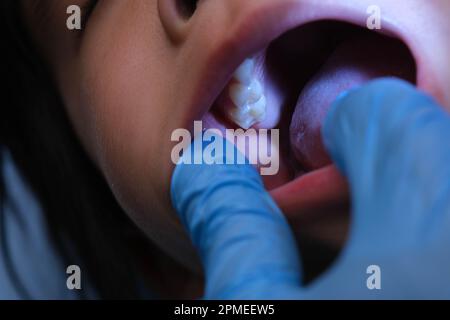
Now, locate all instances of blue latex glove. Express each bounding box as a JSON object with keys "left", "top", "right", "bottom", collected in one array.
[
  {"left": 171, "top": 137, "right": 302, "bottom": 299},
  {"left": 171, "top": 78, "right": 450, "bottom": 299}
]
